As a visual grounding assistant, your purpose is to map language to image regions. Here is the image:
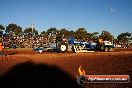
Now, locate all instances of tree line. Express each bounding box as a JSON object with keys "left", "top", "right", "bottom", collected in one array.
[{"left": 0, "top": 23, "right": 132, "bottom": 44}]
